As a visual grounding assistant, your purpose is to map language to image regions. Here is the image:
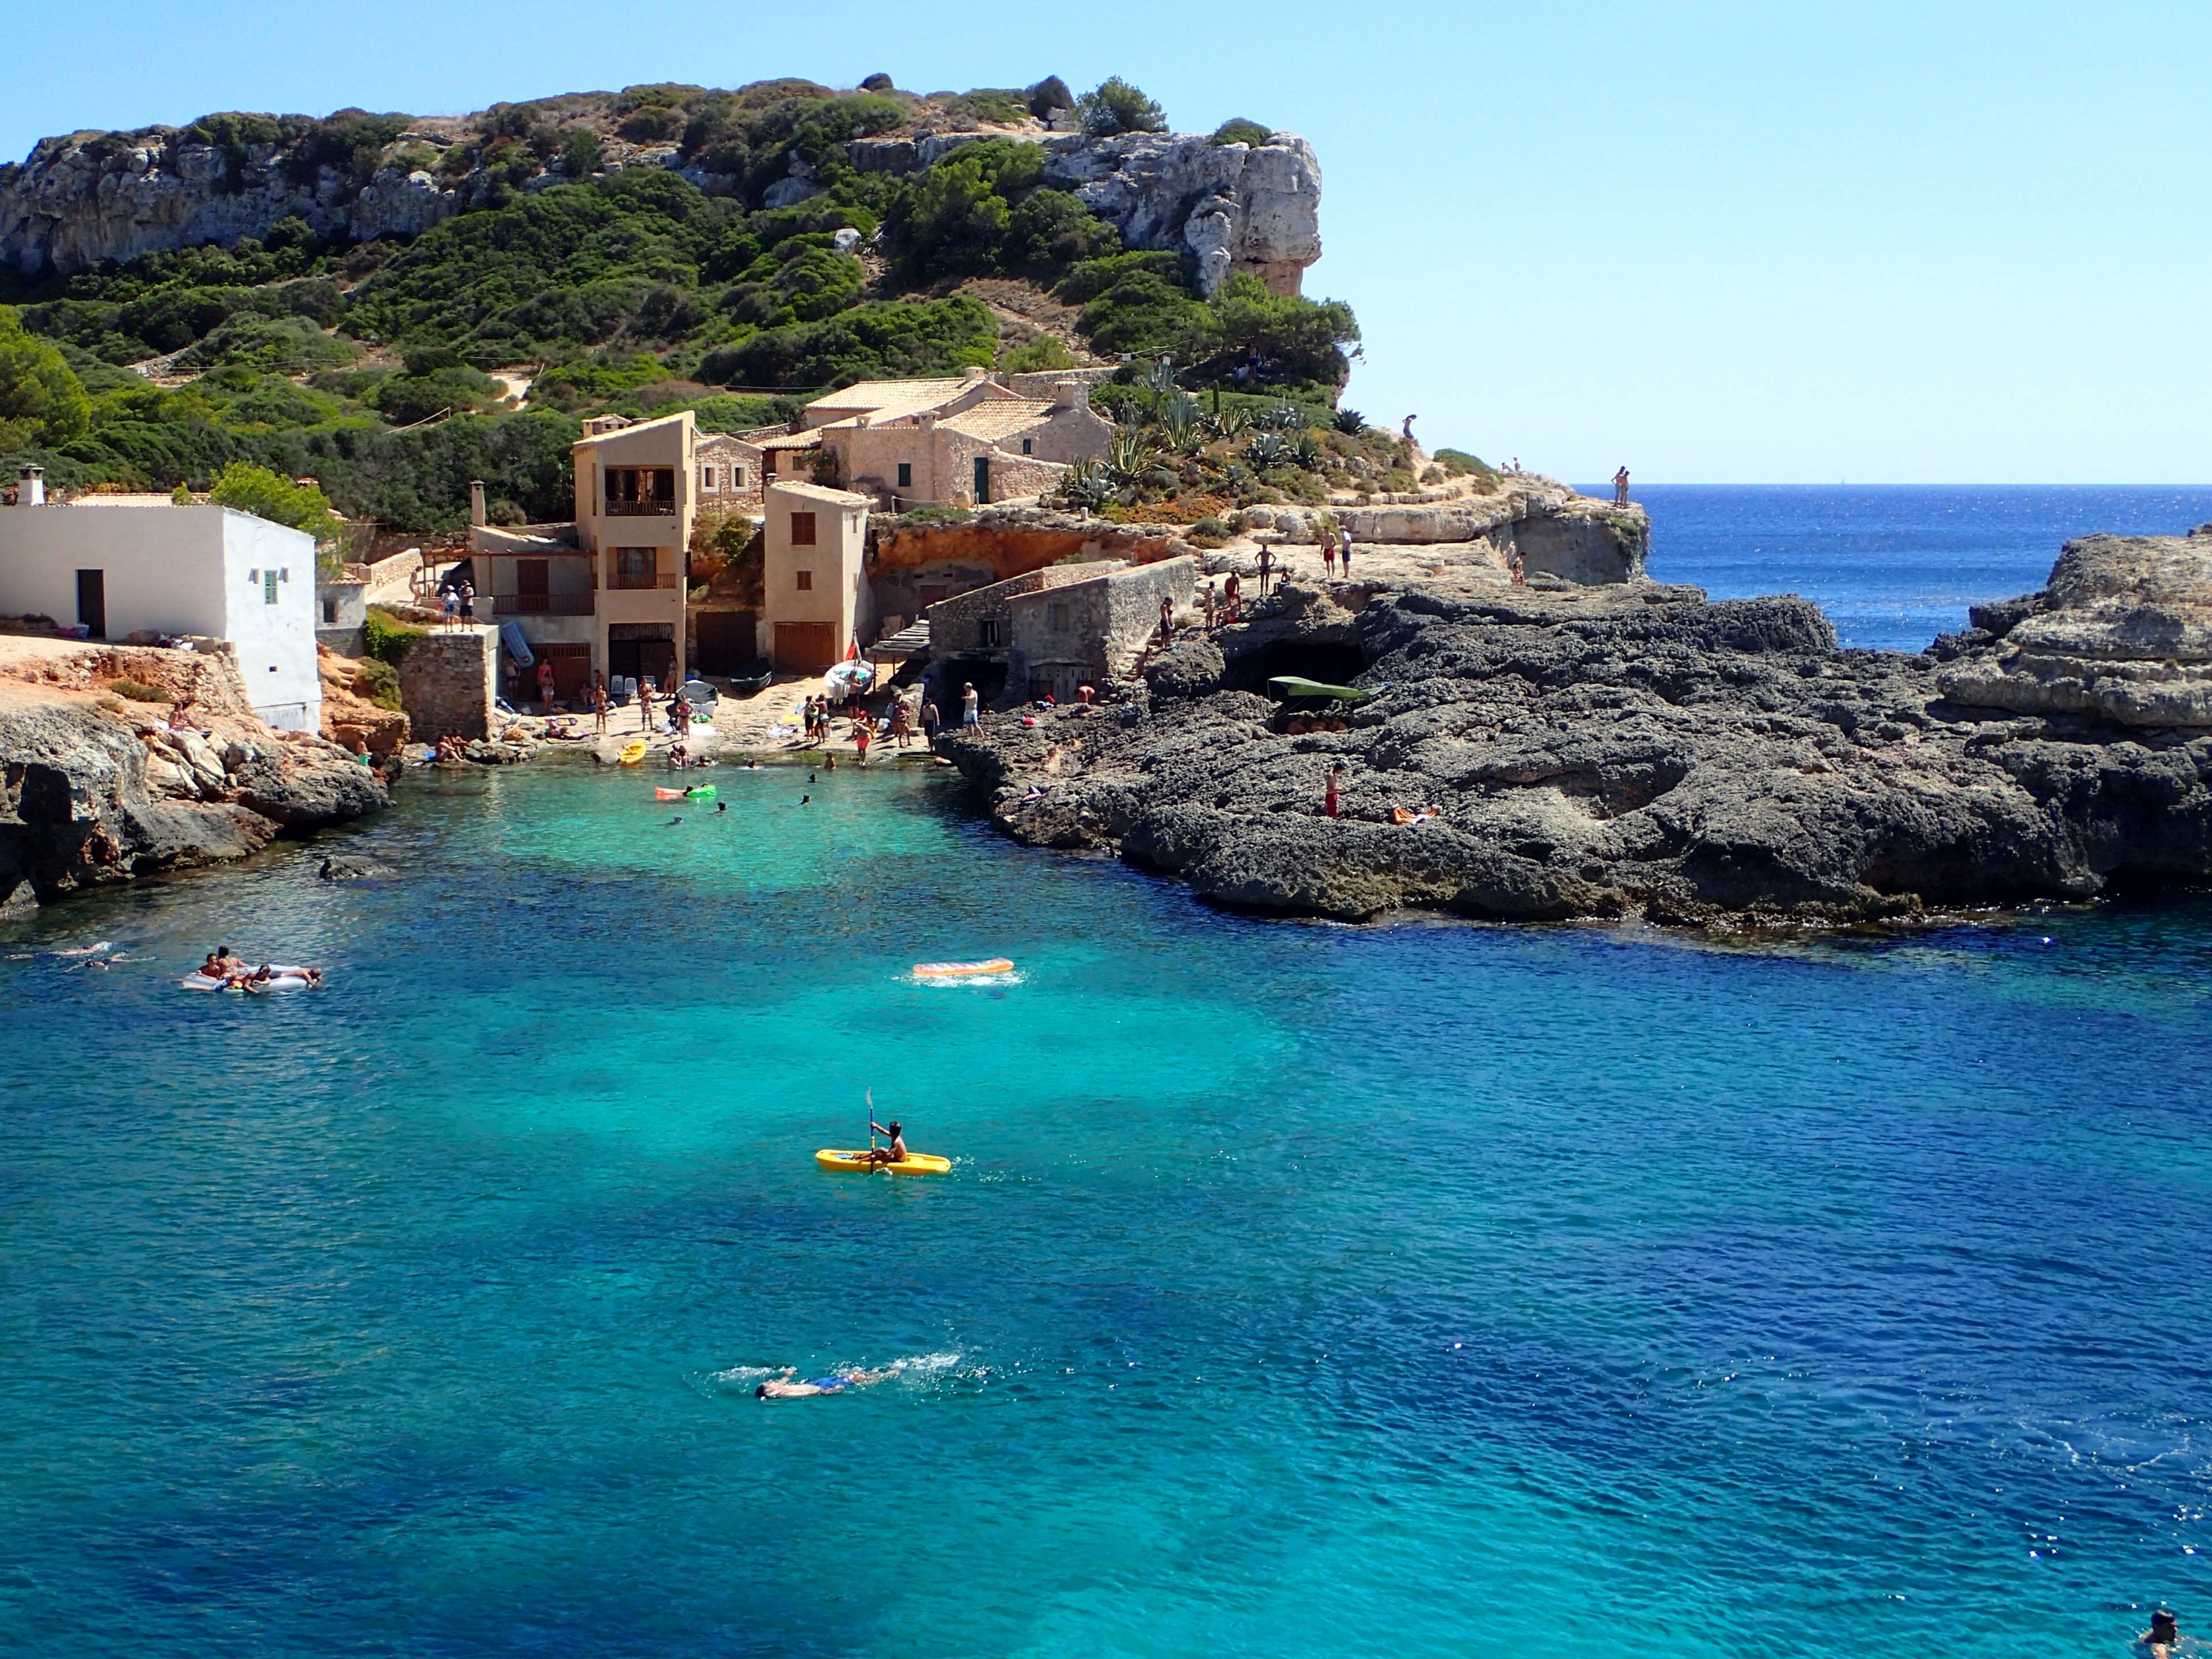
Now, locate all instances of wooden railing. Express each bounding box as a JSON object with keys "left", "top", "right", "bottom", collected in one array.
[
  {"left": 501, "top": 592, "right": 594, "bottom": 615},
  {"left": 608, "top": 572, "right": 681, "bottom": 591},
  {"left": 604, "top": 499, "right": 676, "bottom": 517}
]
